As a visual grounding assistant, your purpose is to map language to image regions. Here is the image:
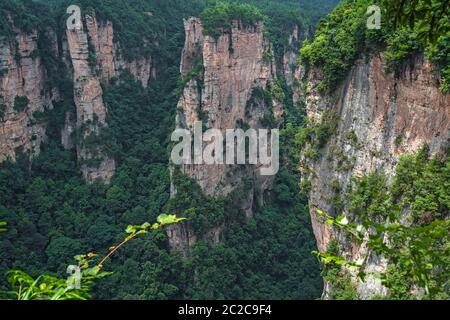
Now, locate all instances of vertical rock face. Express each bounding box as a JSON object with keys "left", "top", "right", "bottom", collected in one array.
[
  {"left": 177, "top": 18, "right": 277, "bottom": 196},
  {"left": 170, "top": 18, "right": 281, "bottom": 252},
  {"left": 85, "top": 16, "right": 116, "bottom": 83},
  {"left": 283, "top": 25, "right": 300, "bottom": 87},
  {"left": 64, "top": 13, "right": 159, "bottom": 182},
  {"left": 84, "top": 15, "right": 154, "bottom": 87},
  {"left": 180, "top": 18, "right": 203, "bottom": 76},
  {"left": 301, "top": 54, "right": 450, "bottom": 298},
  {"left": 0, "top": 30, "right": 59, "bottom": 162},
  {"left": 66, "top": 18, "right": 116, "bottom": 183},
  {"left": 0, "top": 13, "right": 155, "bottom": 183}
]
